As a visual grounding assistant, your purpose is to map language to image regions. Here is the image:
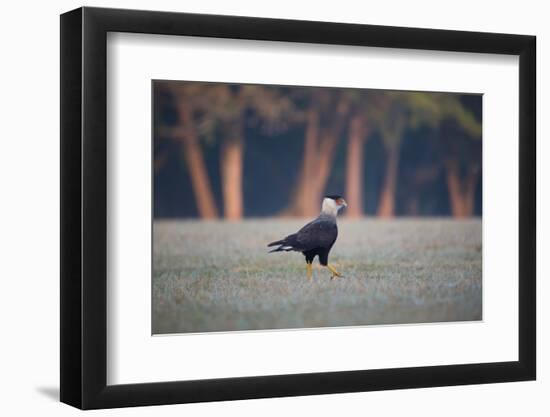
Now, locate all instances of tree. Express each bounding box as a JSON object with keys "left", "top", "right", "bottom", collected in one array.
[
  {"left": 375, "top": 92, "right": 408, "bottom": 218},
  {"left": 343, "top": 90, "right": 383, "bottom": 218},
  {"left": 345, "top": 112, "right": 368, "bottom": 217},
  {"left": 438, "top": 117, "right": 481, "bottom": 217},
  {"left": 372, "top": 91, "right": 482, "bottom": 218},
  {"left": 160, "top": 82, "right": 294, "bottom": 220},
  {"left": 160, "top": 83, "right": 219, "bottom": 219},
  {"left": 200, "top": 84, "right": 293, "bottom": 220},
  {"left": 286, "top": 88, "right": 350, "bottom": 217},
  {"left": 408, "top": 93, "right": 482, "bottom": 217},
  {"left": 197, "top": 84, "right": 246, "bottom": 220}
]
